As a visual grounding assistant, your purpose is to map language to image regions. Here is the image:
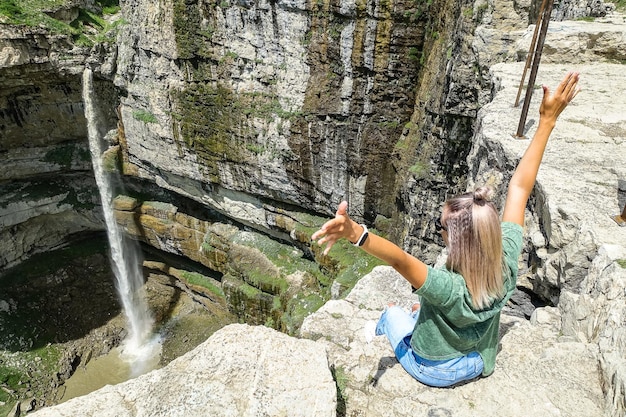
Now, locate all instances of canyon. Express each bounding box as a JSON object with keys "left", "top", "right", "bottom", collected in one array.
[{"left": 1, "top": 0, "right": 625, "bottom": 415}]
